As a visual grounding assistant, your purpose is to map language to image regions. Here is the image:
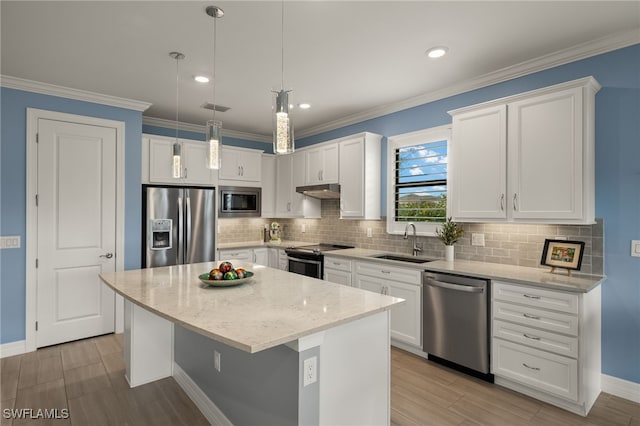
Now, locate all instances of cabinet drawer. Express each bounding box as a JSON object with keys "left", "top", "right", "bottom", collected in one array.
[
  {"left": 493, "top": 319, "right": 578, "bottom": 358},
  {"left": 493, "top": 301, "right": 578, "bottom": 336},
  {"left": 493, "top": 281, "right": 578, "bottom": 314},
  {"left": 324, "top": 256, "right": 352, "bottom": 272},
  {"left": 355, "top": 261, "right": 421, "bottom": 285},
  {"left": 218, "top": 249, "right": 252, "bottom": 261},
  {"left": 324, "top": 269, "right": 352, "bottom": 286},
  {"left": 493, "top": 339, "right": 578, "bottom": 402}
]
